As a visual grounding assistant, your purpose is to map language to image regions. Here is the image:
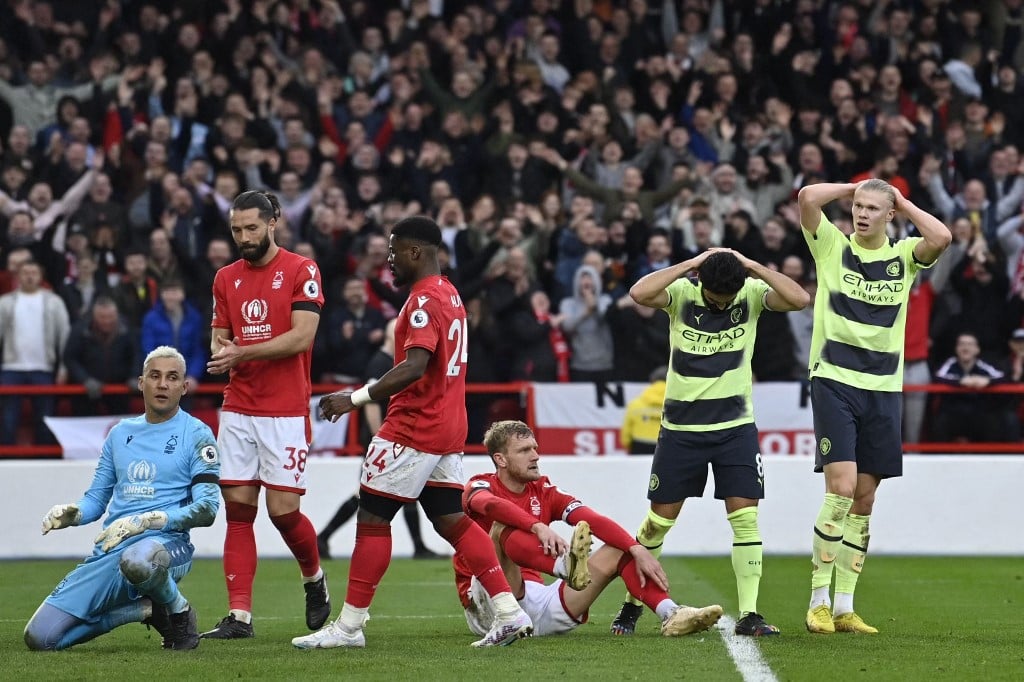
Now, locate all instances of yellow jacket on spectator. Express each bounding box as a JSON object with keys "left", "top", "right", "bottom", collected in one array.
[{"left": 621, "top": 380, "right": 666, "bottom": 455}]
